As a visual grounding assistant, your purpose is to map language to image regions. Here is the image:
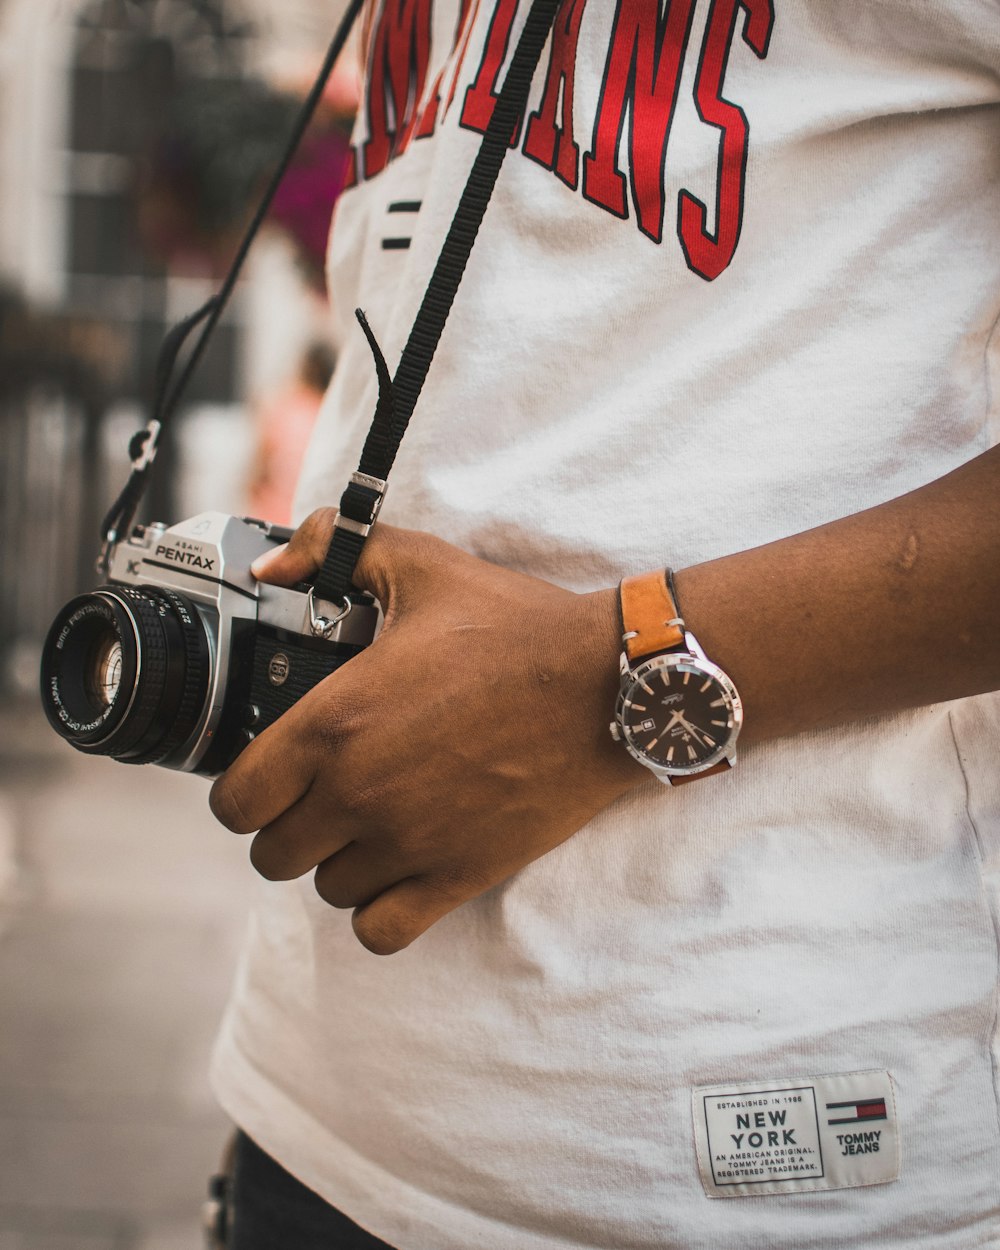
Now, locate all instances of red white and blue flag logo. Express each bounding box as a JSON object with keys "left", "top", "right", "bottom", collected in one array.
[{"left": 826, "top": 1097, "right": 888, "bottom": 1126}]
